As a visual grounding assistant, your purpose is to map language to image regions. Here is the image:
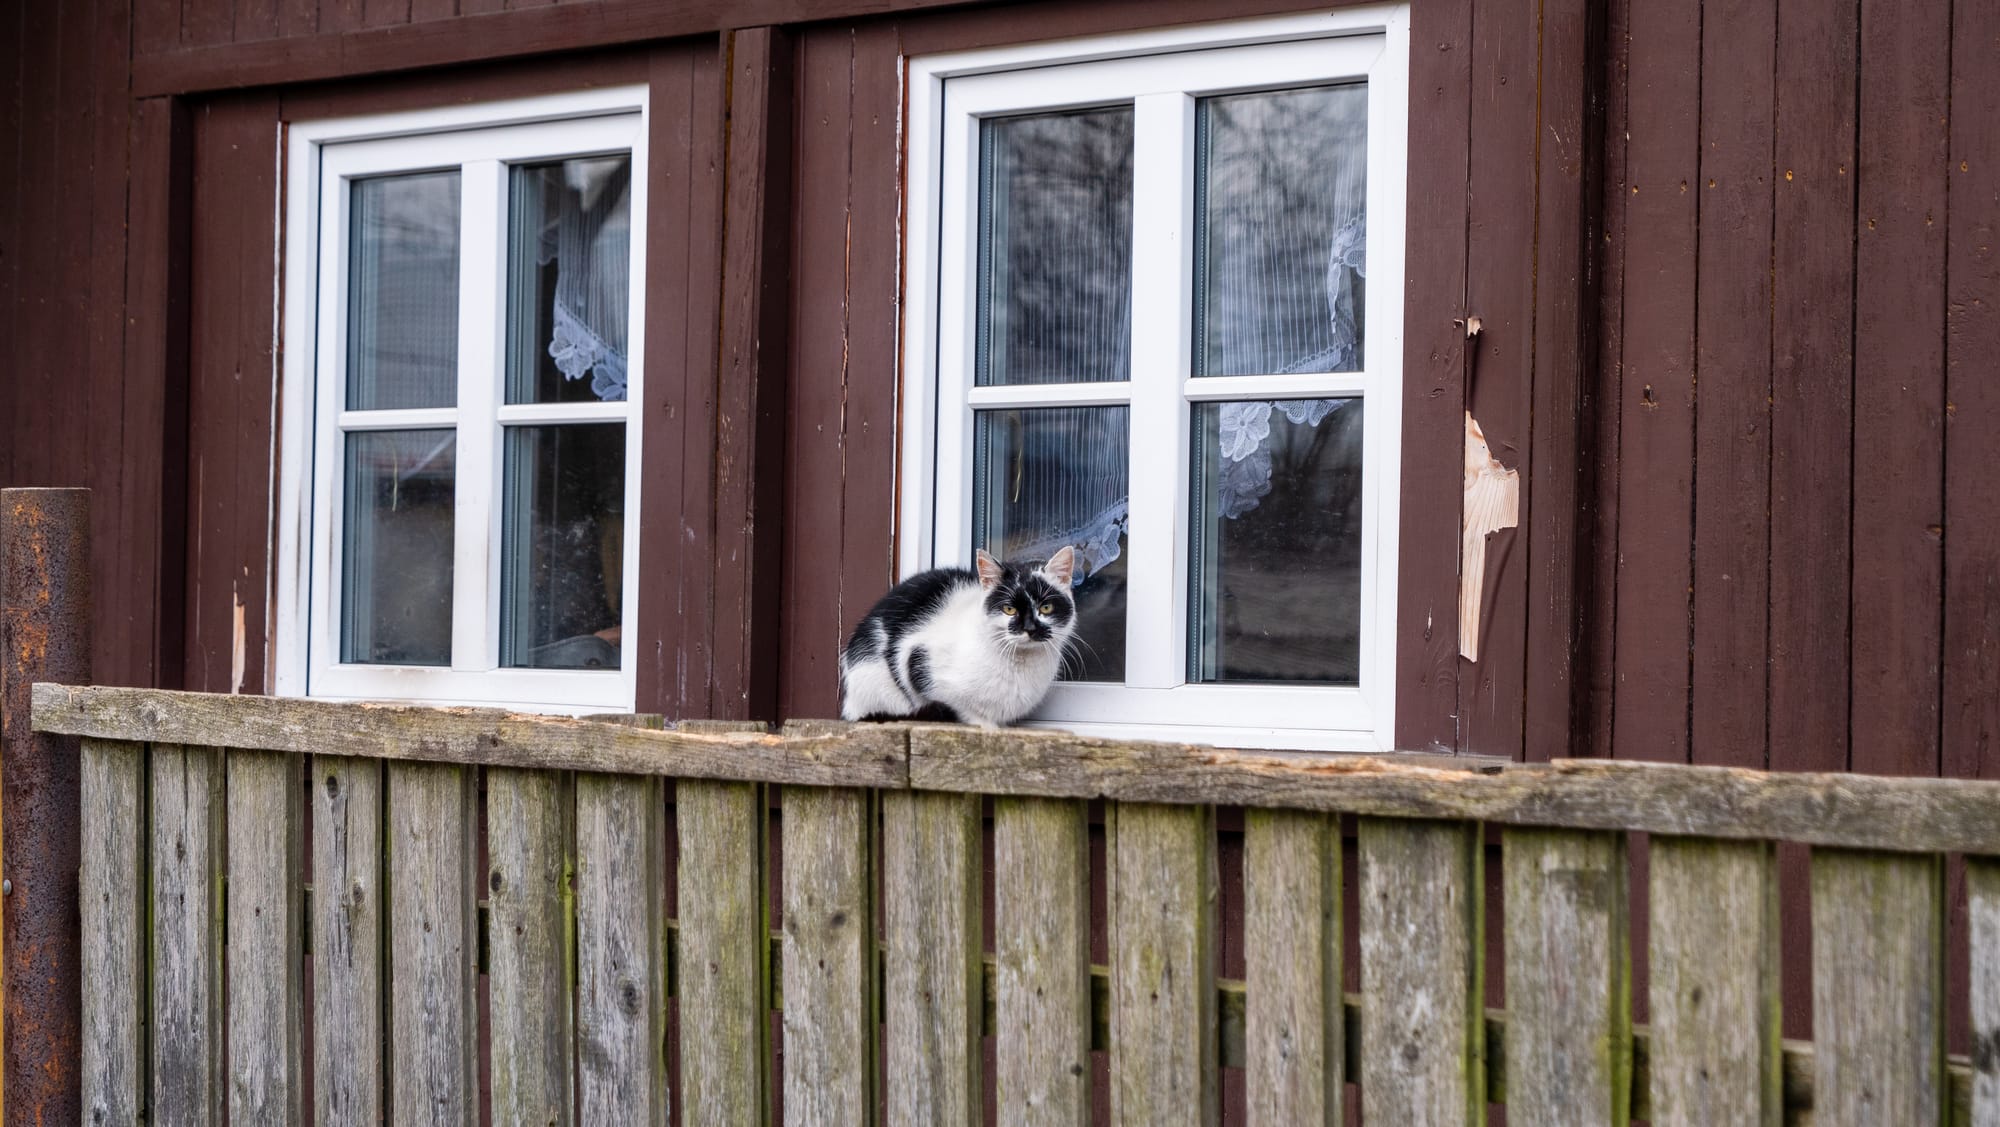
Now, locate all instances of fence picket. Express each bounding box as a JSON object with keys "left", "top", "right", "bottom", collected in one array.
[
  {"left": 487, "top": 767, "right": 576, "bottom": 1124},
  {"left": 1243, "top": 809, "right": 1340, "bottom": 1127},
  {"left": 995, "top": 797, "right": 1092, "bottom": 1127},
  {"left": 781, "top": 786, "right": 876, "bottom": 1126},
  {"left": 1108, "top": 802, "right": 1217, "bottom": 1126},
  {"left": 313, "top": 756, "right": 384, "bottom": 1125},
  {"left": 226, "top": 750, "right": 303, "bottom": 1122},
  {"left": 1972, "top": 858, "right": 2000, "bottom": 1127},
  {"left": 1647, "top": 836, "right": 1780, "bottom": 1126},
  {"left": 1358, "top": 817, "right": 1484, "bottom": 1127},
  {"left": 578, "top": 773, "right": 670, "bottom": 1123},
  {"left": 388, "top": 762, "right": 478, "bottom": 1127},
  {"left": 1811, "top": 849, "right": 1945, "bottom": 1124},
  {"left": 152, "top": 743, "right": 223, "bottom": 1126},
  {"left": 80, "top": 738, "right": 145, "bottom": 1126},
  {"left": 1502, "top": 828, "right": 1629, "bottom": 1126},
  {"left": 677, "top": 775, "right": 768, "bottom": 1126},
  {"left": 883, "top": 790, "right": 982, "bottom": 1127}
]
